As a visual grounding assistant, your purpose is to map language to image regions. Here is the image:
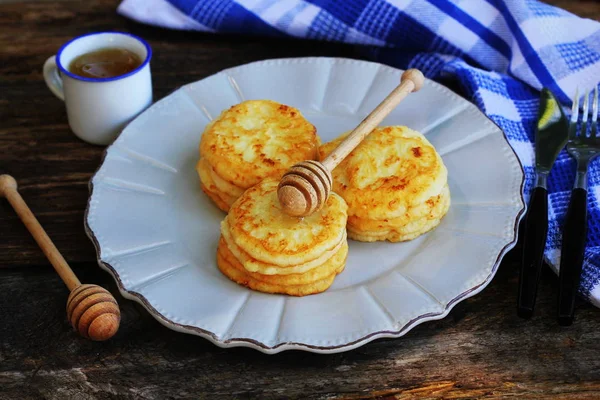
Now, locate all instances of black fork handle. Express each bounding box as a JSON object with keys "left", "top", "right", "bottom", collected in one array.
[
  {"left": 557, "top": 188, "right": 588, "bottom": 326},
  {"left": 518, "top": 186, "right": 548, "bottom": 318}
]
